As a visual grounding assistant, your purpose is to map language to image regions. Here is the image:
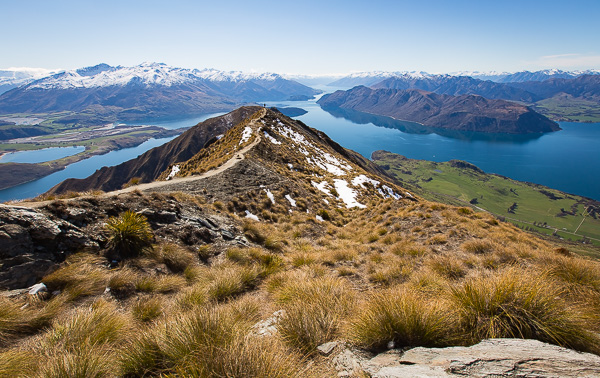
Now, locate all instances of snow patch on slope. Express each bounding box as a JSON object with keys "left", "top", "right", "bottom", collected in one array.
[
  {"left": 285, "top": 194, "right": 296, "bottom": 207},
  {"left": 166, "top": 165, "right": 180, "bottom": 180},
  {"left": 239, "top": 127, "right": 253, "bottom": 145},
  {"left": 245, "top": 210, "right": 259, "bottom": 221},
  {"left": 312, "top": 181, "right": 332, "bottom": 196},
  {"left": 263, "top": 131, "right": 281, "bottom": 145},
  {"left": 334, "top": 179, "right": 366, "bottom": 209},
  {"left": 264, "top": 189, "right": 275, "bottom": 204}
]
